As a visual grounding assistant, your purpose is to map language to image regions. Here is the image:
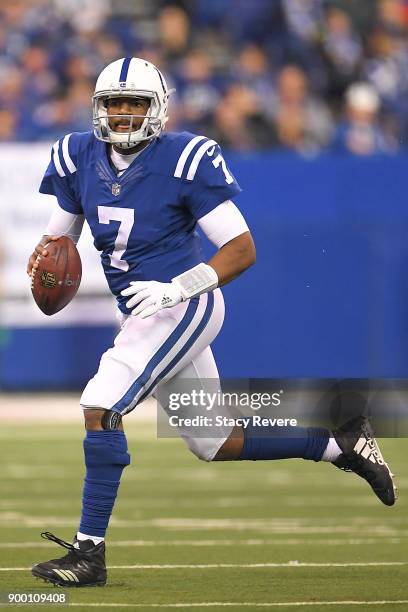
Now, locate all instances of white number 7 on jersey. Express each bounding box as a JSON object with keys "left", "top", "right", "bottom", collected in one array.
[{"left": 98, "top": 206, "right": 134, "bottom": 271}]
